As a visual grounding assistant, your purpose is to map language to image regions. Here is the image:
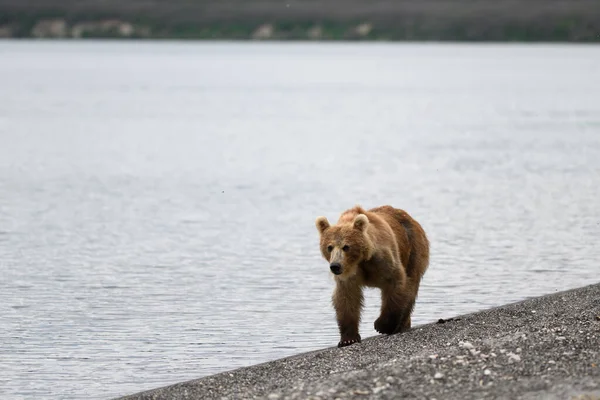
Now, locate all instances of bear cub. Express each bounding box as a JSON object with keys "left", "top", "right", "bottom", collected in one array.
[{"left": 315, "top": 205, "right": 429, "bottom": 347}]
